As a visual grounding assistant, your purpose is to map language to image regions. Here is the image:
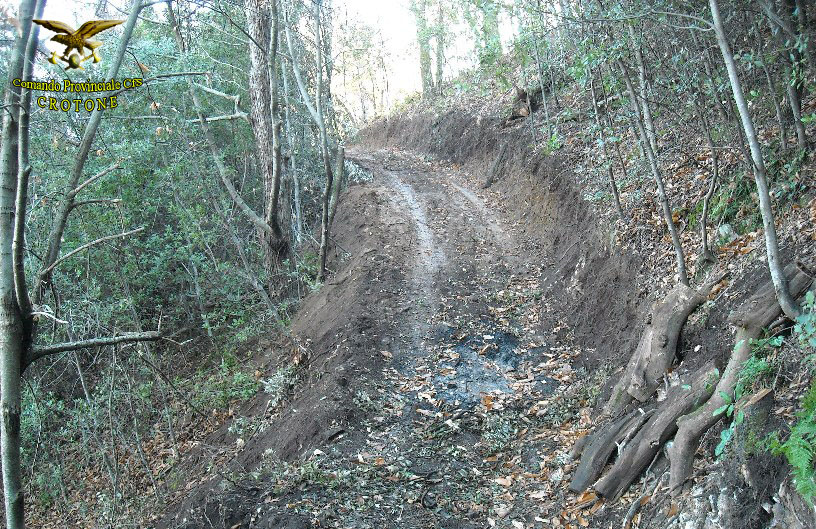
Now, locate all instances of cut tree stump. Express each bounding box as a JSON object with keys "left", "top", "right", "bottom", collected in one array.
[
  {"left": 568, "top": 408, "right": 654, "bottom": 493},
  {"left": 668, "top": 264, "right": 813, "bottom": 496},
  {"left": 604, "top": 274, "right": 724, "bottom": 418},
  {"left": 592, "top": 361, "right": 719, "bottom": 500}
]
